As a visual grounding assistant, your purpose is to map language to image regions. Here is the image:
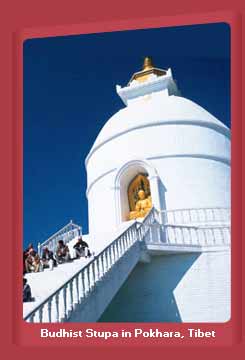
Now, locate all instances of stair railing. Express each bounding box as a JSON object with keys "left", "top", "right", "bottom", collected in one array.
[
  {"left": 37, "top": 221, "right": 81, "bottom": 256},
  {"left": 24, "top": 217, "right": 151, "bottom": 323}
]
